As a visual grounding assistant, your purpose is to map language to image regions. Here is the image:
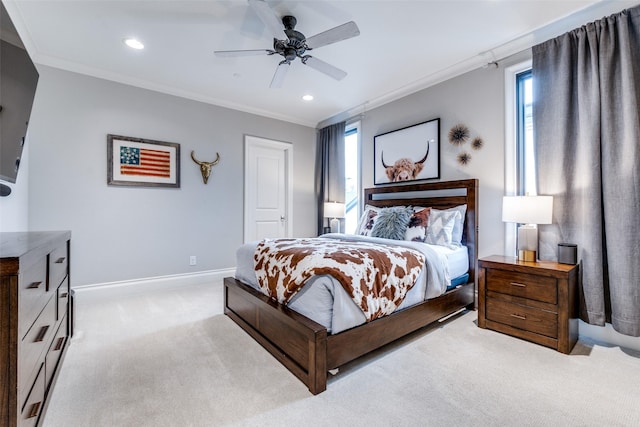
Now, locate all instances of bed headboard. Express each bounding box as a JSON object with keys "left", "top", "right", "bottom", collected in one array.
[{"left": 363, "top": 179, "right": 479, "bottom": 287}]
